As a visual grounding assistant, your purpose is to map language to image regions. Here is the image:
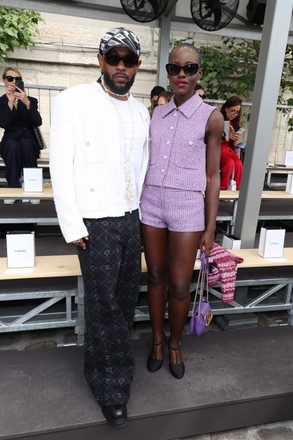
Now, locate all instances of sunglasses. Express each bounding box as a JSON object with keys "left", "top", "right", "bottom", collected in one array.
[
  {"left": 166, "top": 63, "right": 199, "bottom": 76},
  {"left": 104, "top": 52, "right": 139, "bottom": 68},
  {"left": 5, "top": 75, "right": 22, "bottom": 82}
]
